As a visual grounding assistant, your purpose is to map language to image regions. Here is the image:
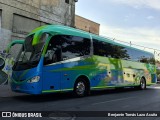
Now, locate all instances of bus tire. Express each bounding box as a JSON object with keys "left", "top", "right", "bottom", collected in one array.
[
  {"left": 74, "top": 78, "right": 89, "bottom": 97},
  {"left": 139, "top": 77, "right": 146, "bottom": 90}
]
